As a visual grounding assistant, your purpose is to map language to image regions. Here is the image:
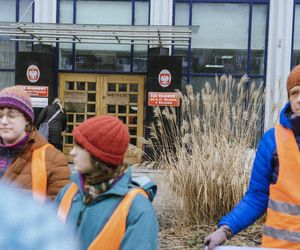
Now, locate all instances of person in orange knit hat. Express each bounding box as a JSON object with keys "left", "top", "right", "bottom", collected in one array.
[
  {"left": 205, "top": 65, "right": 300, "bottom": 249},
  {"left": 0, "top": 86, "right": 70, "bottom": 200},
  {"left": 55, "top": 115, "right": 158, "bottom": 250}
]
